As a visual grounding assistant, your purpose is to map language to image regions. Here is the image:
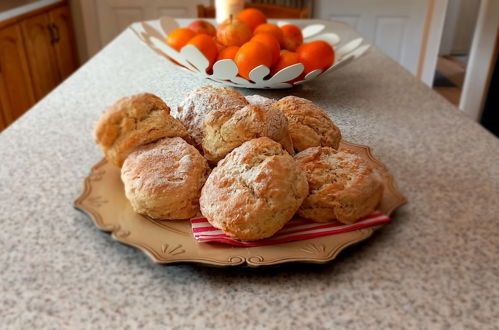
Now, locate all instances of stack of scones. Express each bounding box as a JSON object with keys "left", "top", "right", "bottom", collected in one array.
[{"left": 94, "top": 86, "right": 383, "bottom": 241}]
